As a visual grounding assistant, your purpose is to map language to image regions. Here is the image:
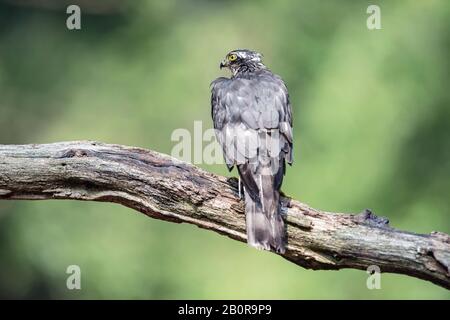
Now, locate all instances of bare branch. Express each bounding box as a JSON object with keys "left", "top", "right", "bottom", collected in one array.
[{"left": 0, "top": 141, "right": 449, "bottom": 289}]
